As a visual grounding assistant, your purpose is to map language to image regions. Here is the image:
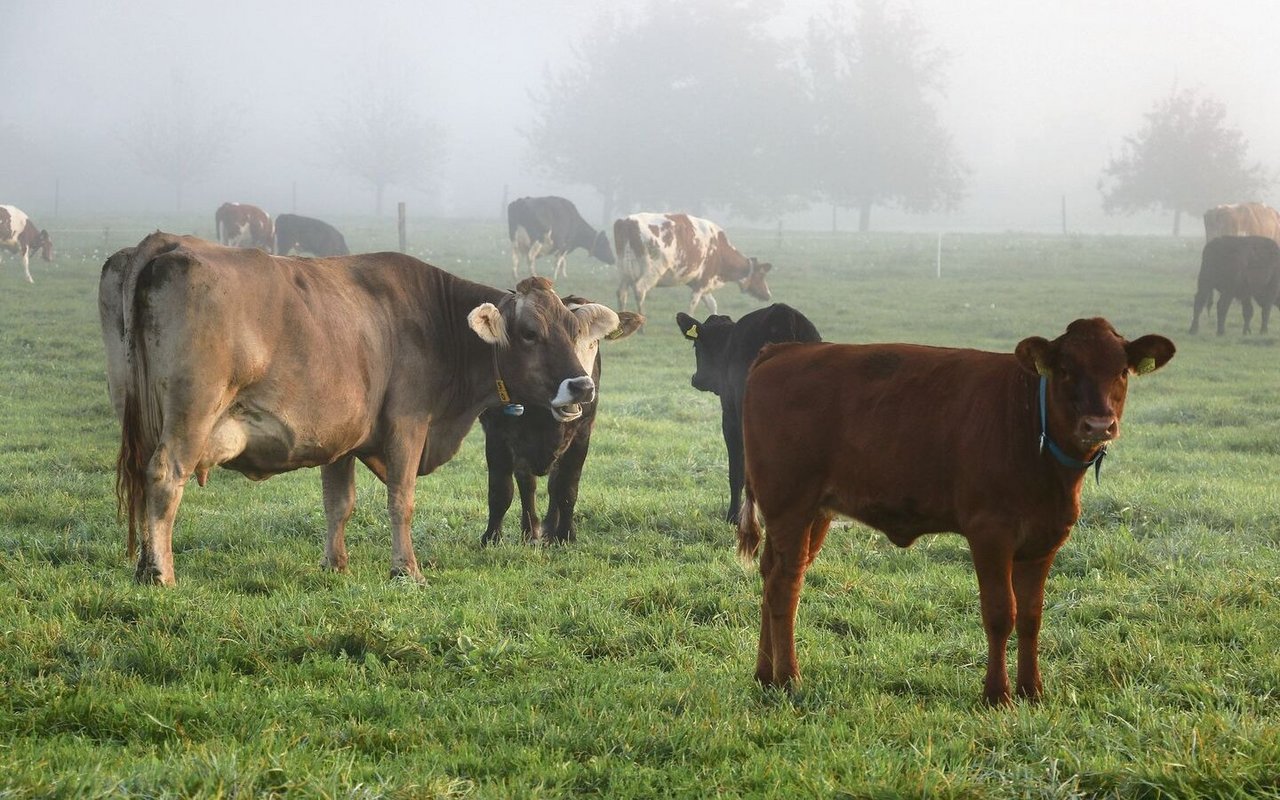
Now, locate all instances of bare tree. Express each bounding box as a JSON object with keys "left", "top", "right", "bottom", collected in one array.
[
  {"left": 324, "top": 81, "right": 445, "bottom": 217},
  {"left": 1100, "top": 87, "right": 1270, "bottom": 235},
  {"left": 122, "top": 72, "right": 236, "bottom": 212}
]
